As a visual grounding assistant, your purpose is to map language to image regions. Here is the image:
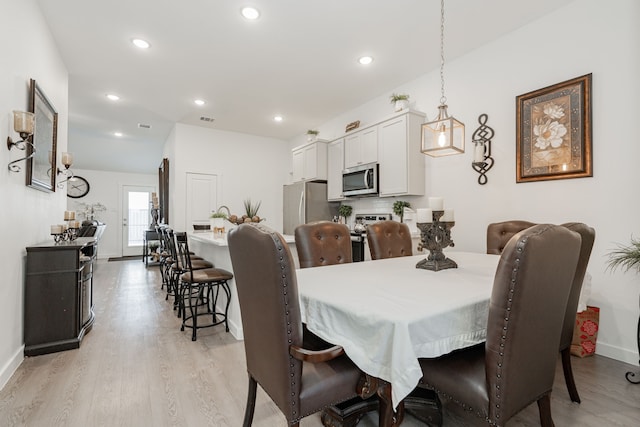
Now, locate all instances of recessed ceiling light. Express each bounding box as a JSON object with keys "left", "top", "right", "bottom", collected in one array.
[
  {"left": 194, "top": 99, "right": 206, "bottom": 106},
  {"left": 114, "top": 132, "right": 123, "bottom": 137},
  {"left": 241, "top": 7, "right": 260, "bottom": 20},
  {"left": 106, "top": 94, "right": 120, "bottom": 101},
  {"left": 131, "top": 38, "right": 150, "bottom": 49},
  {"left": 274, "top": 115, "right": 283, "bottom": 122},
  {"left": 358, "top": 56, "right": 374, "bottom": 65}
]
